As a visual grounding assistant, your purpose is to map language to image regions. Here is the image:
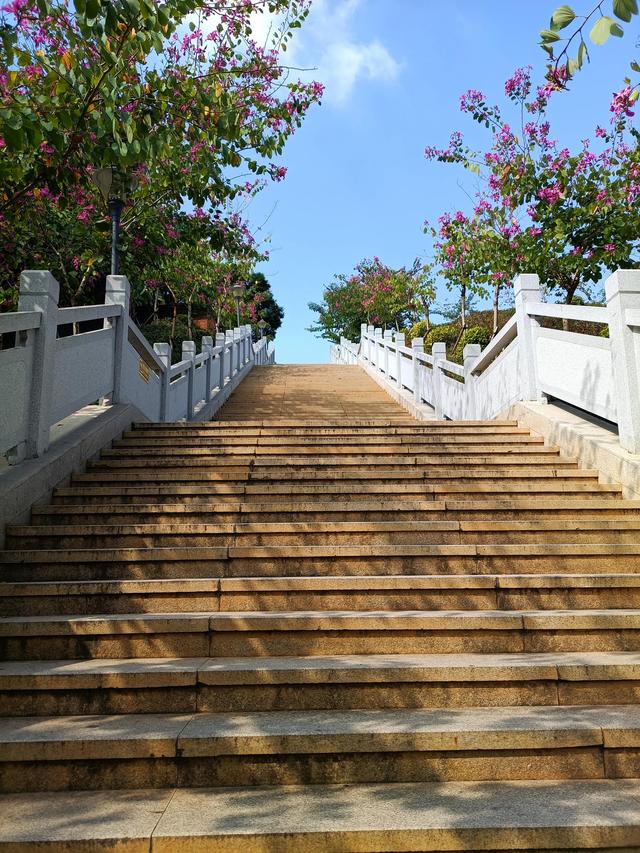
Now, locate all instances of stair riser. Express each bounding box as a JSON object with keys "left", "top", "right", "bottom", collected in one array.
[
  {"left": 4, "top": 589, "right": 640, "bottom": 617},
  {"left": 31, "top": 507, "right": 640, "bottom": 524},
  {"left": 0, "top": 745, "right": 625, "bottom": 793},
  {"left": 4, "top": 553, "right": 640, "bottom": 581},
  {"left": 2, "top": 679, "right": 638, "bottom": 717},
  {"left": 10, "top": 529, "right": 639, "bottom": 549},
  {"left": 4, "top": 628, "right": 640, "bottom": 659}
]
